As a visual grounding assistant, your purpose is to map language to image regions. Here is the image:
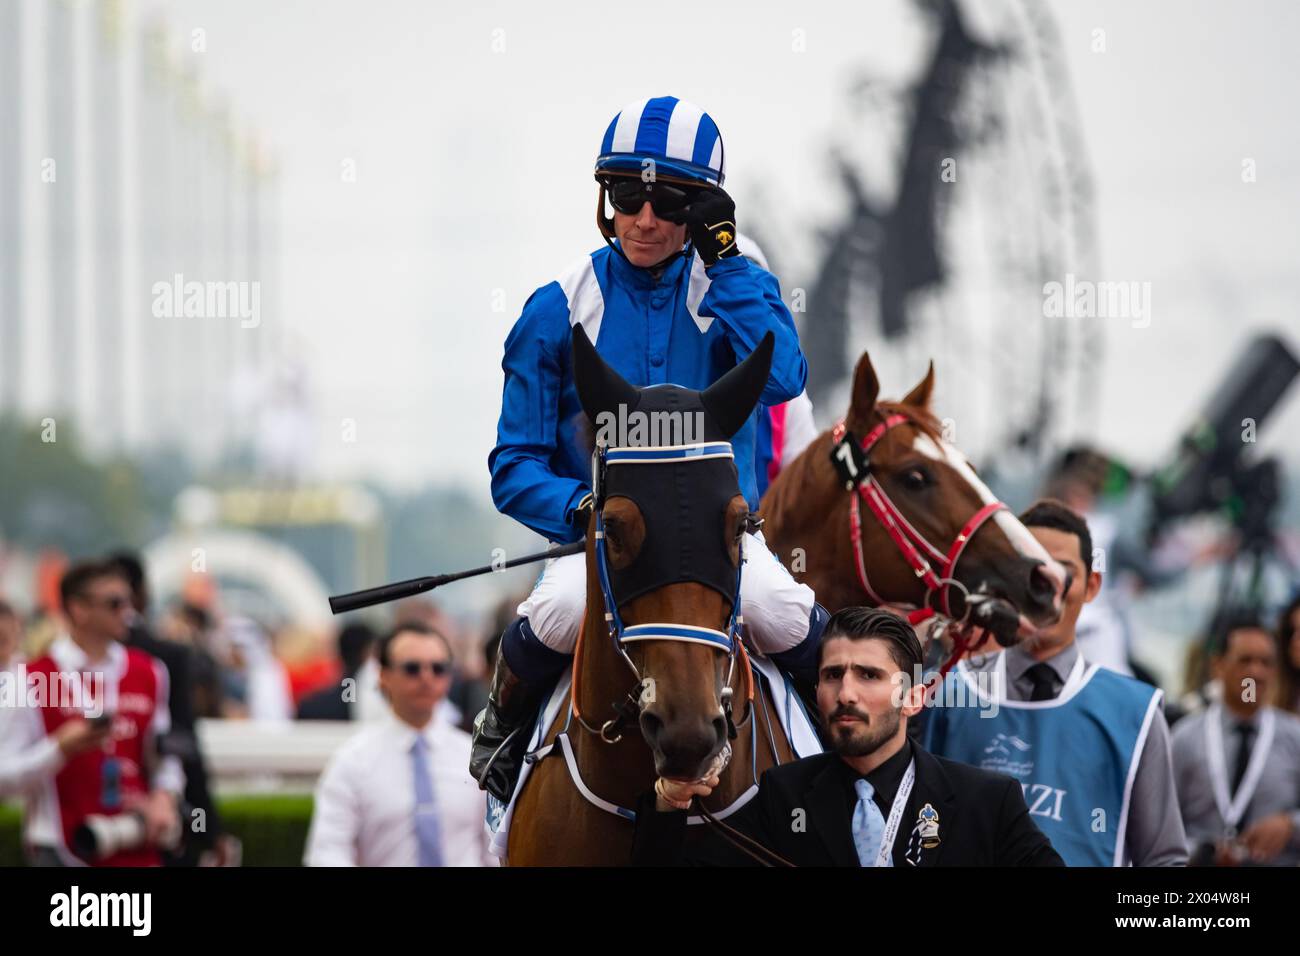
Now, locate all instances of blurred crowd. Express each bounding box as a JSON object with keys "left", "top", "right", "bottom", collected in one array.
[
  {"left": 0, "top": 549, "right": 526, "bottom": 867},
  {"left": 0, "top": 555, "right": 517, "bottom": 732},
  {"left": 1, "top": 517, "right": 1298, "bottom": 867}
]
